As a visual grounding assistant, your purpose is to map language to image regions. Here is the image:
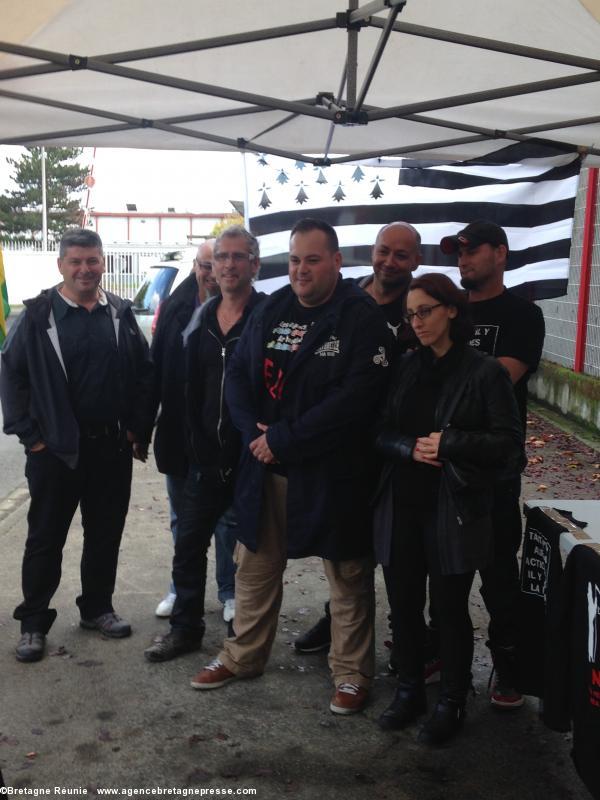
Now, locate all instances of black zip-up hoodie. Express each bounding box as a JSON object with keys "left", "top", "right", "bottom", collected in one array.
[
  {"left": 0, "top": 286, "right": 154, "bottom": 468},
  {"left": 184, "top": 288, "right": 266, "bottom": 479}
]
